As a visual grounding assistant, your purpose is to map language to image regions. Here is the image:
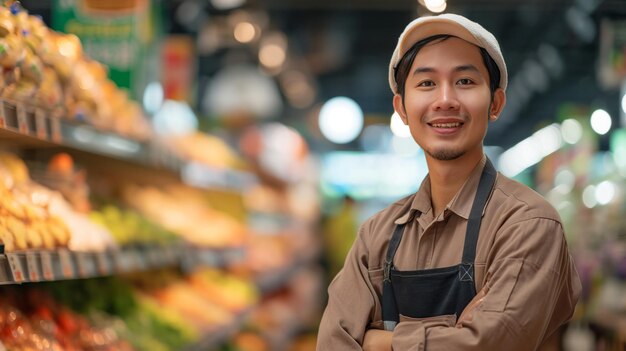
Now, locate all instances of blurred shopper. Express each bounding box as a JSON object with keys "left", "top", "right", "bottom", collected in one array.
[
  {"left": 323, "top": 196, "right": 359, "bottom": 279},
  {"left": 317, "top": 14, "right": 581, "bottom": 350}
]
